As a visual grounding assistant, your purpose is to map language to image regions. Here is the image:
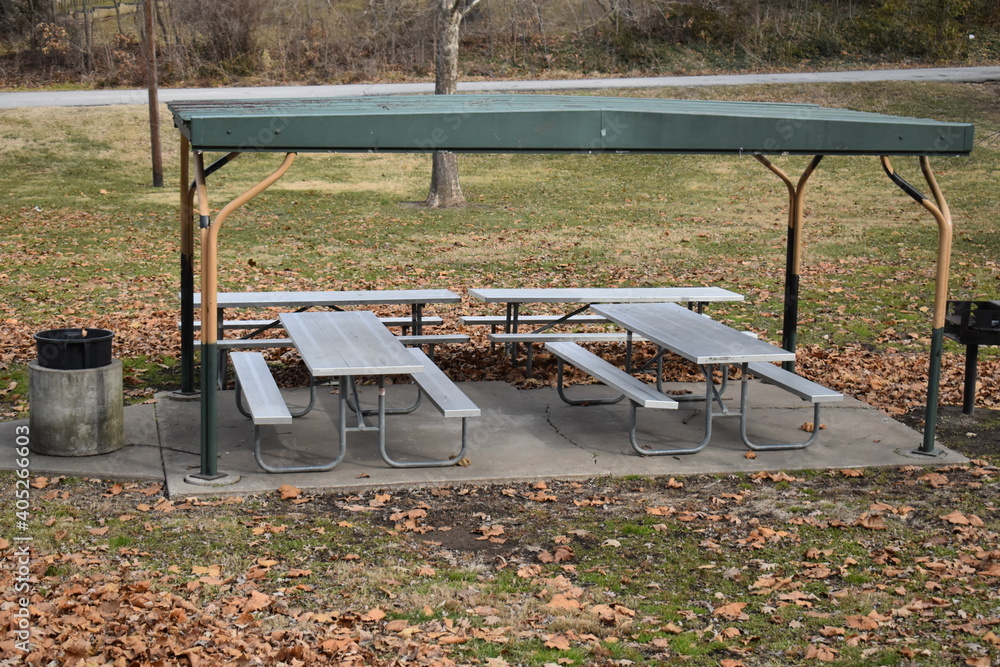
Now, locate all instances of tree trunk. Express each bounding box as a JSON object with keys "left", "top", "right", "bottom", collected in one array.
[
  {"left": 425, "top": 1, "right": 475, "bottom": 208},
  {"left": 426, "top": 151, "right": 464, "bottom": 208}
]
